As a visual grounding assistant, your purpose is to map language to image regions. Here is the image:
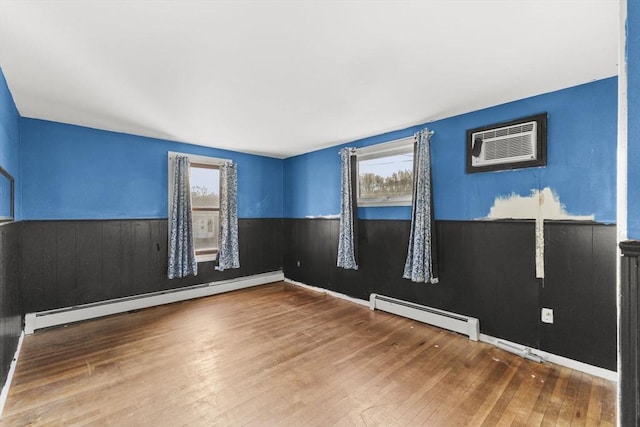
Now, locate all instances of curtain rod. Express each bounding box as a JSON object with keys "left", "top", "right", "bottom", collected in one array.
[{"left": 338, "top": 128, "right": 435, "bottom": 154}]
